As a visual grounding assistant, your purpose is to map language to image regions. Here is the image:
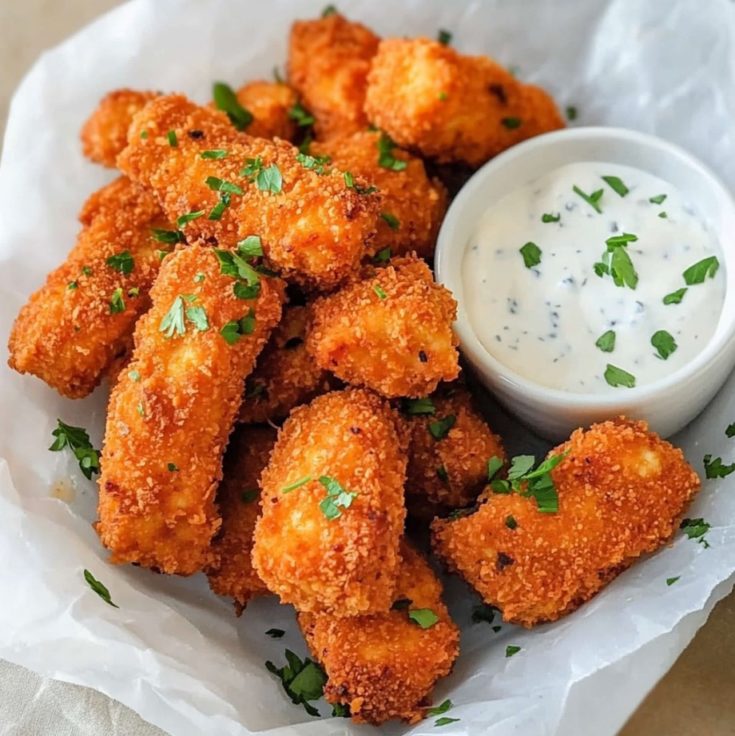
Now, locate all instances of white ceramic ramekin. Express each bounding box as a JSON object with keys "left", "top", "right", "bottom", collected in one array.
[{"left": 435, "top": 127, "right": 735, "bottom": 441}]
